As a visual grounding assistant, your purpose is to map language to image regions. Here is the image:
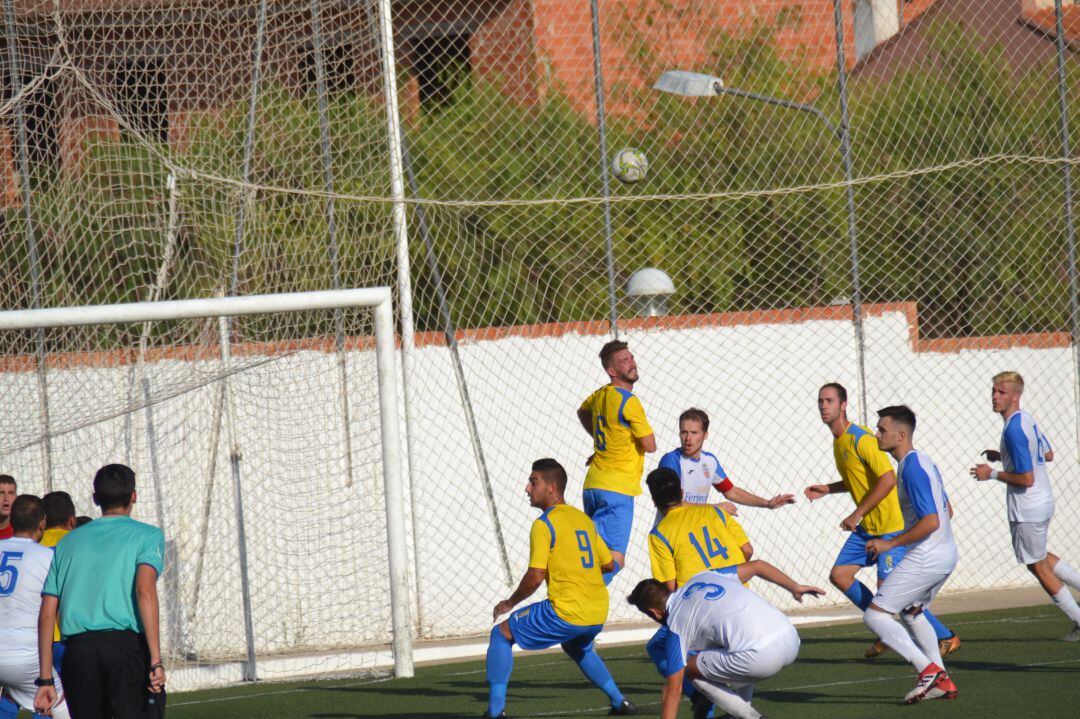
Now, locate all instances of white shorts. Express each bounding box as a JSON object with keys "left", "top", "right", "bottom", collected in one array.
[
  {"left": 0, "top": 659, "right": 68, "bottom": 717},
  {"left": 694, "top": 627, "right": 800, "bottom": 688},
  {"left": 1010, "top": 520, "right": 1050, "bottom": 565},
  {"left": 873, "top": 560, "right": 952, "bottom": 614}
]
